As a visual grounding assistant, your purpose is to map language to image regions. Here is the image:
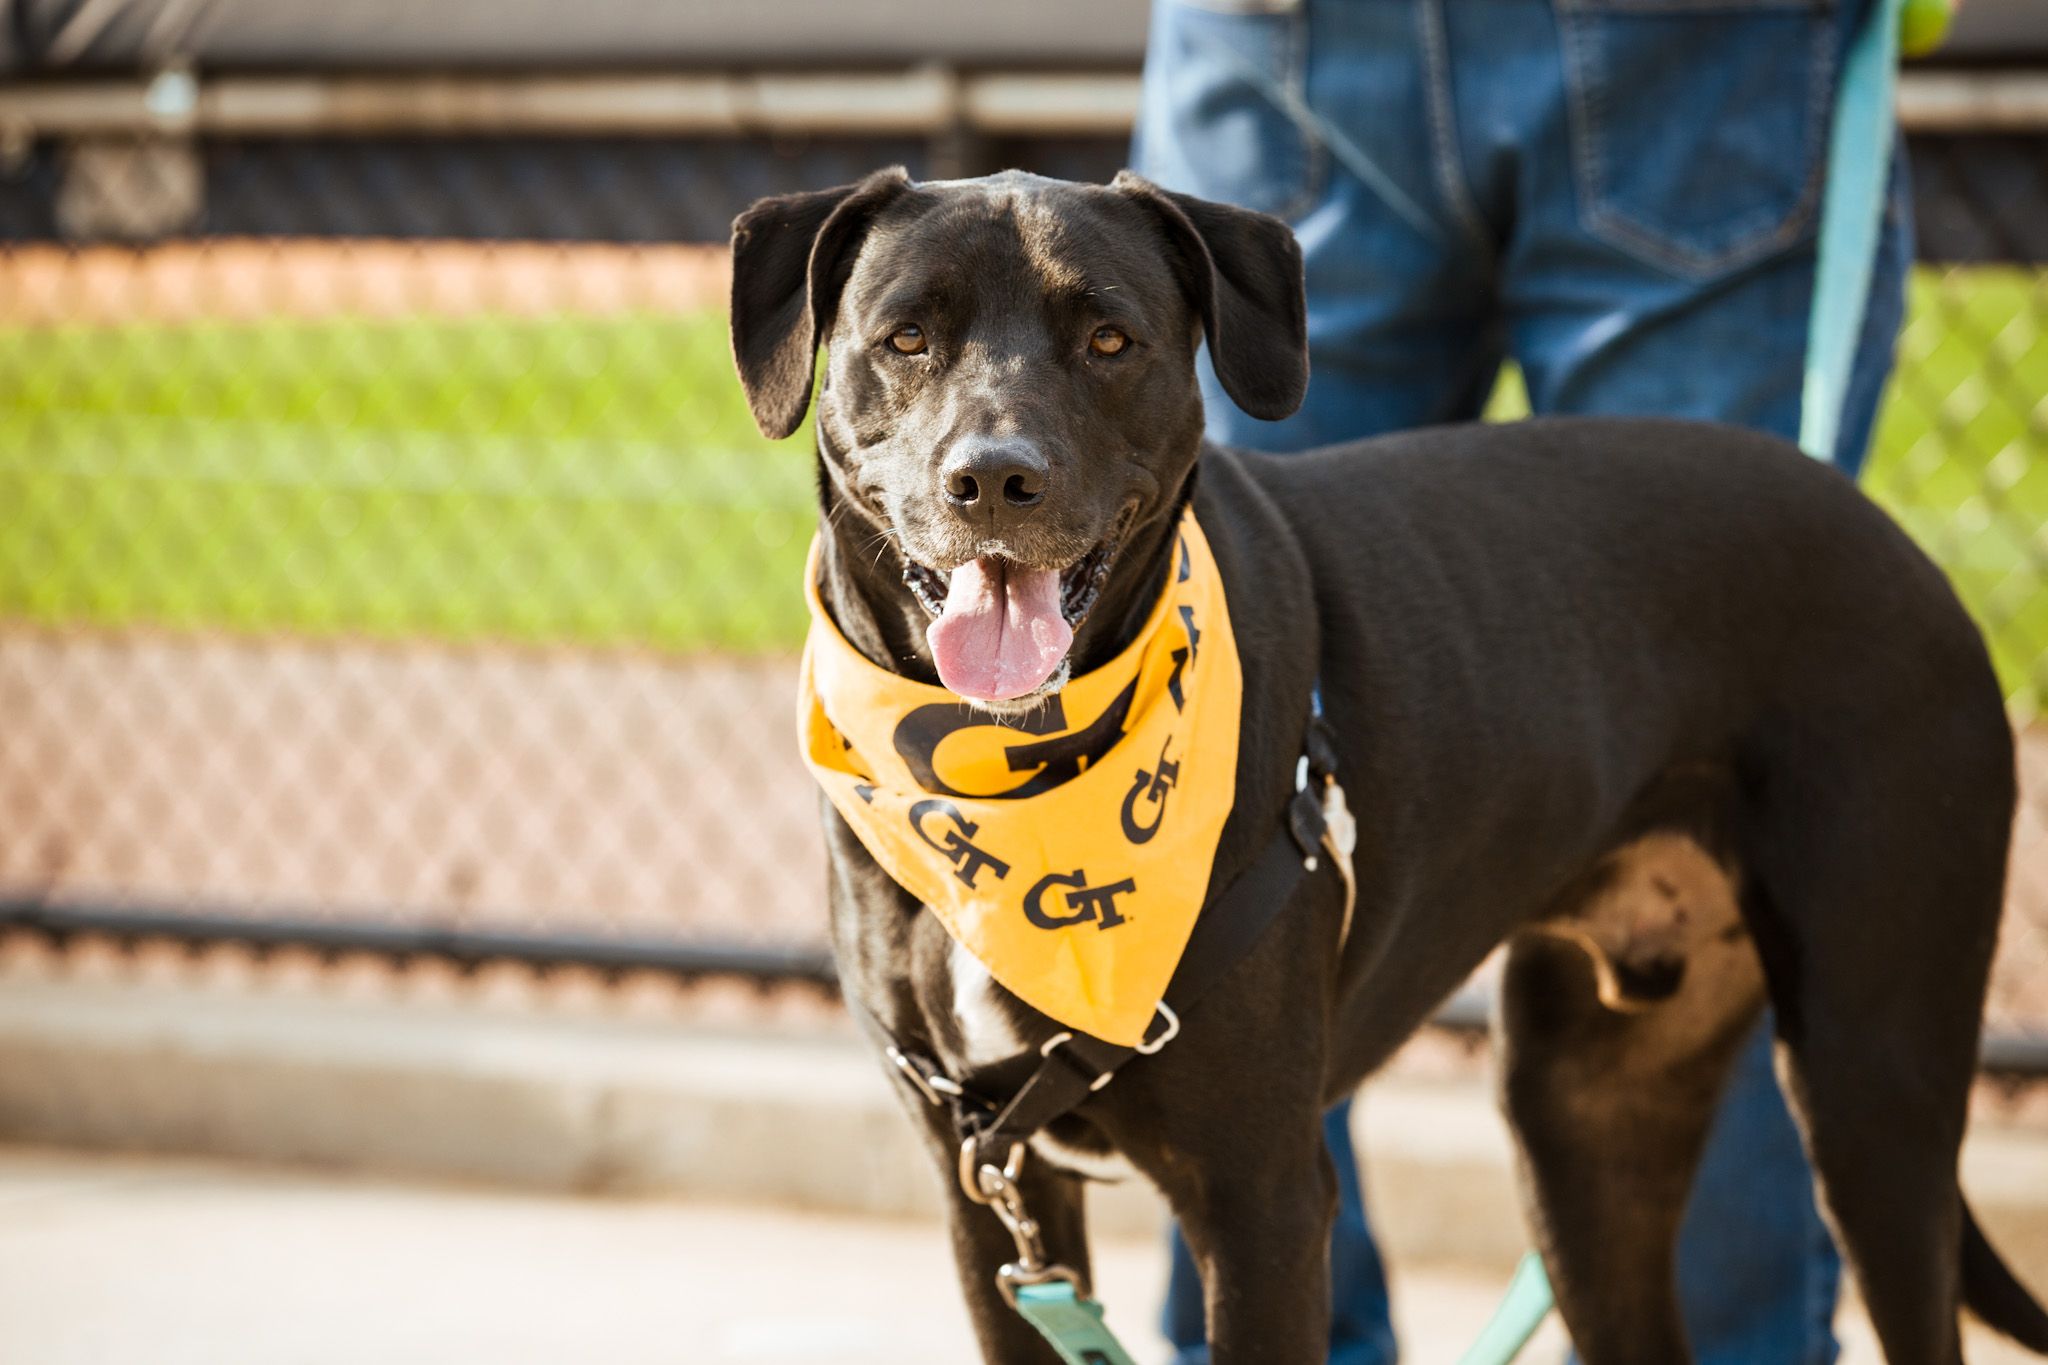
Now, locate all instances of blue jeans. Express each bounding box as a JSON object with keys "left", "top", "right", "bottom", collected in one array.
[{"left": 1140, "top": 0, "right": 1912, "bottom": 1360}]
